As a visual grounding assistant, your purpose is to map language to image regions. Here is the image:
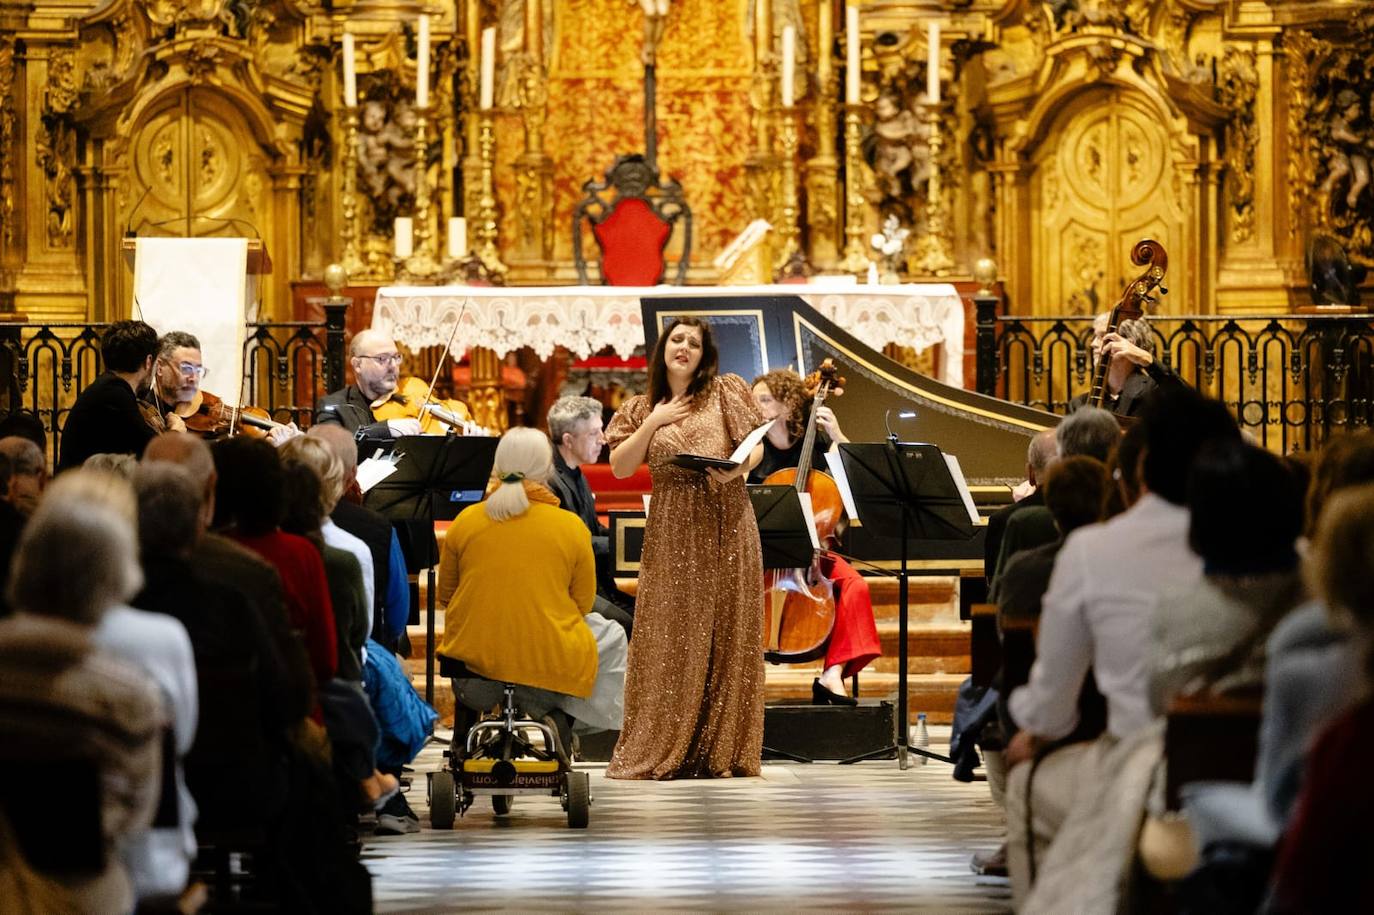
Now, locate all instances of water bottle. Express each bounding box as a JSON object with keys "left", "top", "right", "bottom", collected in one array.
[{"left": 915, "top": 713, "right": 930, "bottom": 766}]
